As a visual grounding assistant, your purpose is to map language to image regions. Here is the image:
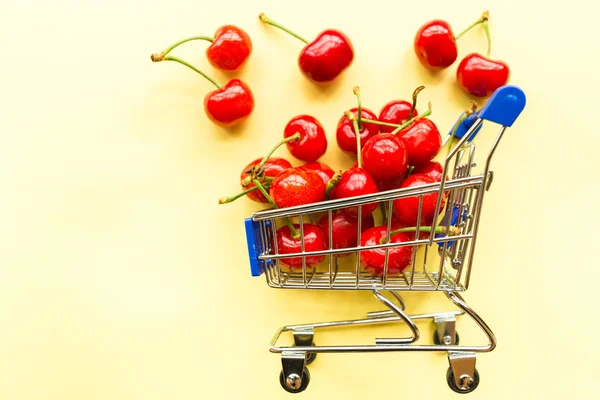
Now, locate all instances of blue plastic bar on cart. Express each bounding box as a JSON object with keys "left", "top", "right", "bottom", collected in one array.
[
  {"left": 246, "top": 218, "right": 267, "bottom": 276},
  {"left": 448, "top": 110, "right": 483, "bottom": 140},
  {"left": 436, "top": 205, "right": 467, "bottom": 248}
]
